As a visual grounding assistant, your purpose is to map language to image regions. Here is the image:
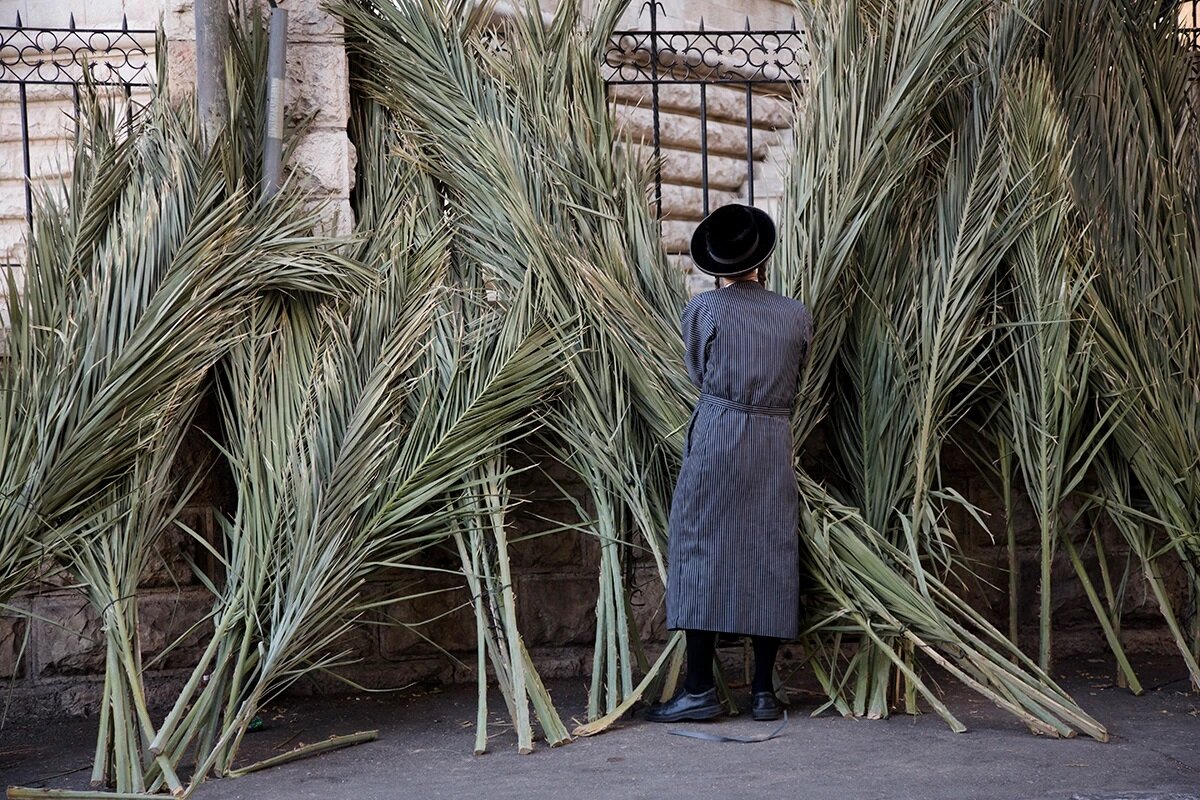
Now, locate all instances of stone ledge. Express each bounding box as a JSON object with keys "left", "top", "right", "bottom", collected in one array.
[
  {"left": 615, "top": 105, "right": 779, "bottom": 160},
  {"left": 610, "top": 83, "right": 794, "bottom": 130}
]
